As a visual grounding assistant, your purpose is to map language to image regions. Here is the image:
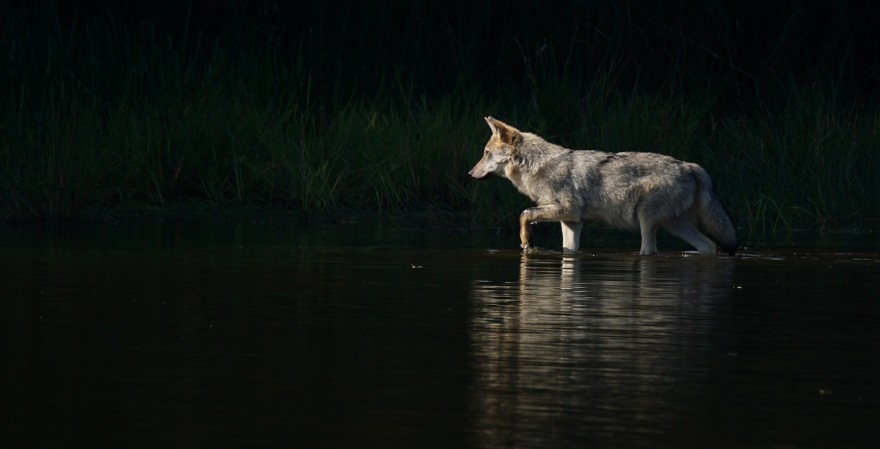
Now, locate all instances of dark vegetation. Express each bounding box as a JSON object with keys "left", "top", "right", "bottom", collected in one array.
[{"left": 3, "top": 1, "right": 880, "bottom": 238}]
